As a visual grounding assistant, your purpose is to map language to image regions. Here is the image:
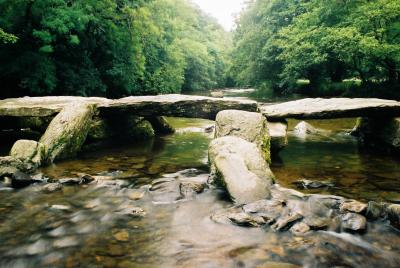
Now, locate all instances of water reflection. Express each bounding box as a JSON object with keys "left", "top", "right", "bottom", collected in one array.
[{"left": 273, "top": 120, "right": 400, "bottom": 203}]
